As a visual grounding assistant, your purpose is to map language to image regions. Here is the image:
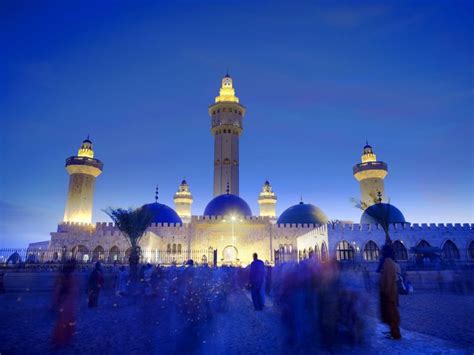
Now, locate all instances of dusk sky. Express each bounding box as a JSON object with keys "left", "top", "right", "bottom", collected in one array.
[{"left": 1, "top": 0, "right": 473, "bottom": 247}]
